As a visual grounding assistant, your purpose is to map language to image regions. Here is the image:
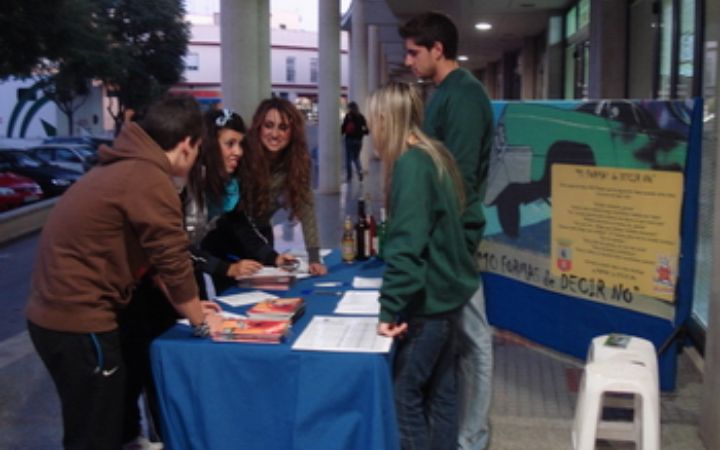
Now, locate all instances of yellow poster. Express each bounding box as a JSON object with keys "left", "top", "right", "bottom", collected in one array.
[{"left": 550, "top": 165, "right": 683, "bottom": 303}]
